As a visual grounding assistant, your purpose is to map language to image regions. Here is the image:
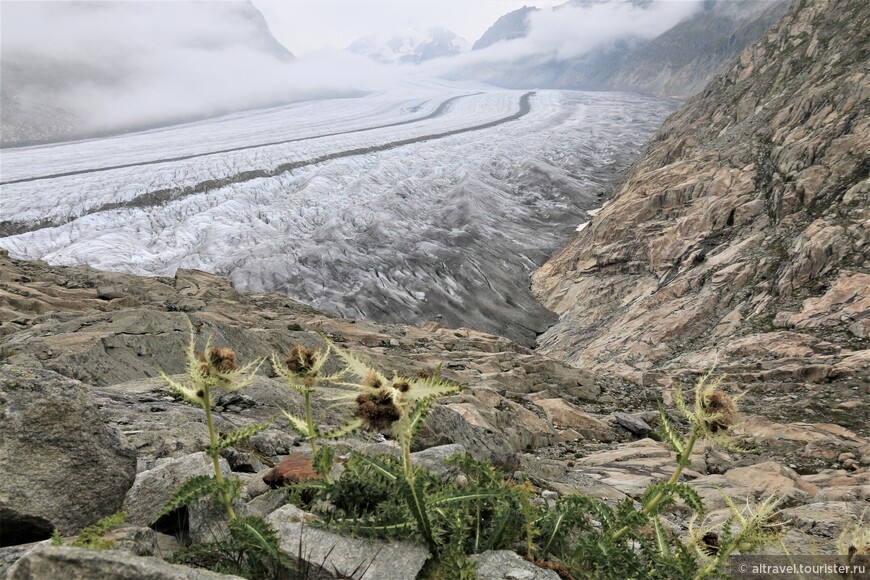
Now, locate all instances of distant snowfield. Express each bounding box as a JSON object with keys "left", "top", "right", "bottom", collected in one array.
[{"left": 0, "top": 80, "right": 676, "bottom": 344}]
